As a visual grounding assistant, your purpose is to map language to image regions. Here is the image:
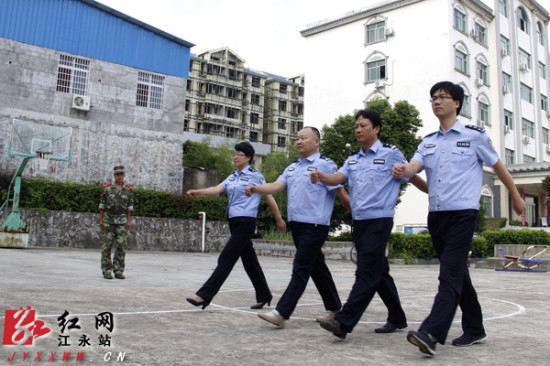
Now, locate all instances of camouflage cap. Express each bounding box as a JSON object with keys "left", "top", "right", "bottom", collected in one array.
[{"left": 113, "top": 165, "right": 125, "bottom": 174}]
